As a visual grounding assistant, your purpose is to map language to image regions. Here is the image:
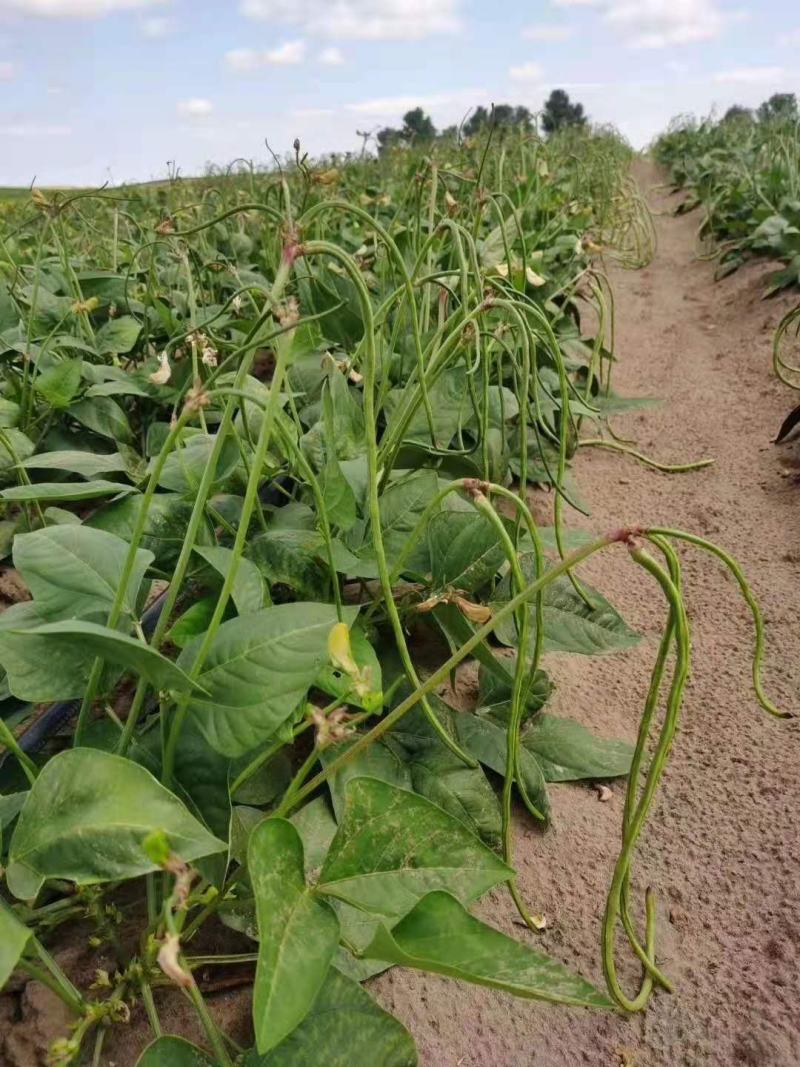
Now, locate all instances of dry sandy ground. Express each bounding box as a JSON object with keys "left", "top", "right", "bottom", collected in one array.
[
  {"left": 375, "top": 163, "right": 800, "bottom": 1066},
  {"left": 3, "top": 164, "right": 799, "bottom": 1066}
]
